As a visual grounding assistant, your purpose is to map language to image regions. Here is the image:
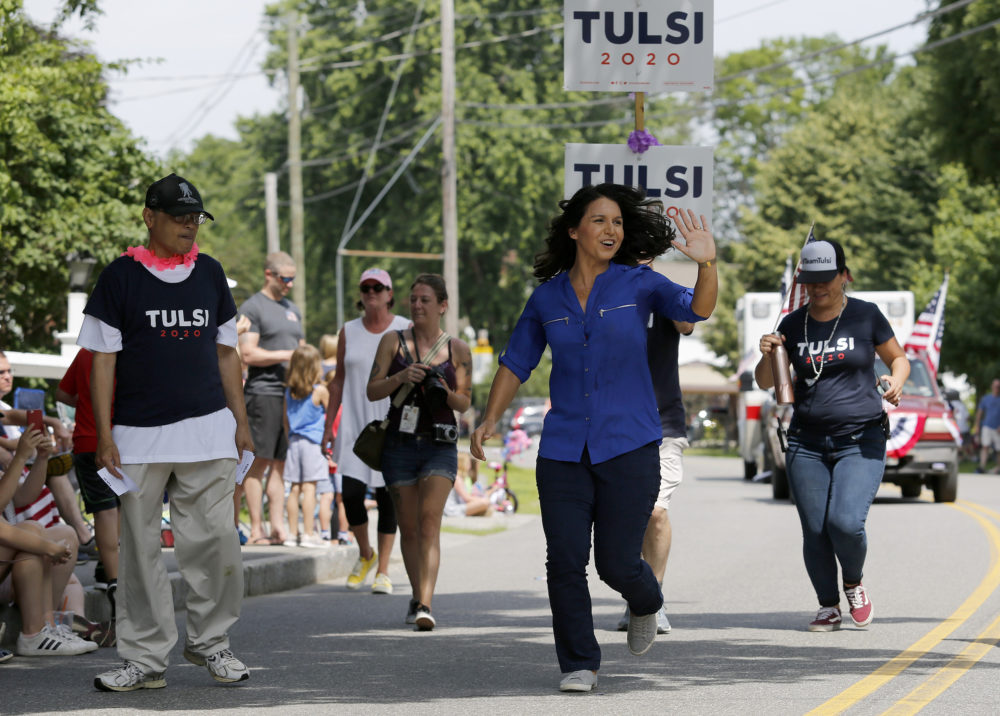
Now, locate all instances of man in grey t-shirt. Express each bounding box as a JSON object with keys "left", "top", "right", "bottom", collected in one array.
[{"left": 237, "top": 251, "right": 304, "bottom": 544}]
